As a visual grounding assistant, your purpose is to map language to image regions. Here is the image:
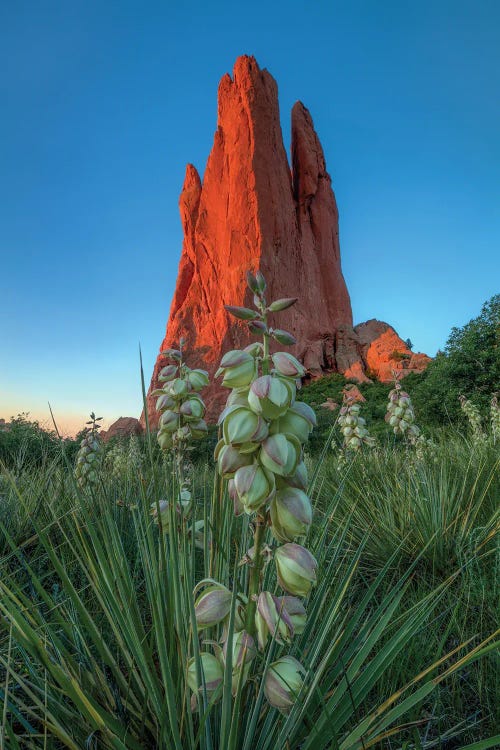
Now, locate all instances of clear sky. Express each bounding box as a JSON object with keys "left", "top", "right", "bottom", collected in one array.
[{"left": 1, "top": 0, "right": 499, "bottom": 435}]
